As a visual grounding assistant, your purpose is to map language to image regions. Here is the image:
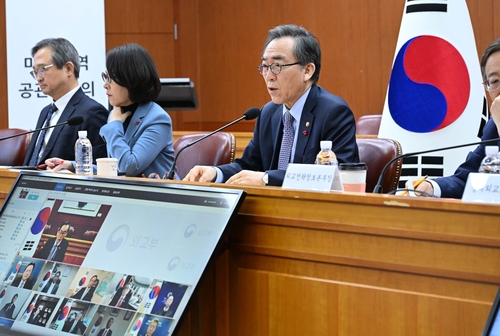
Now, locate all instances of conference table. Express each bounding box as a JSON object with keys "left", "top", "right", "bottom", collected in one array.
[{"left": 0, "top": 168, "right": 498, "bottom": 335}]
